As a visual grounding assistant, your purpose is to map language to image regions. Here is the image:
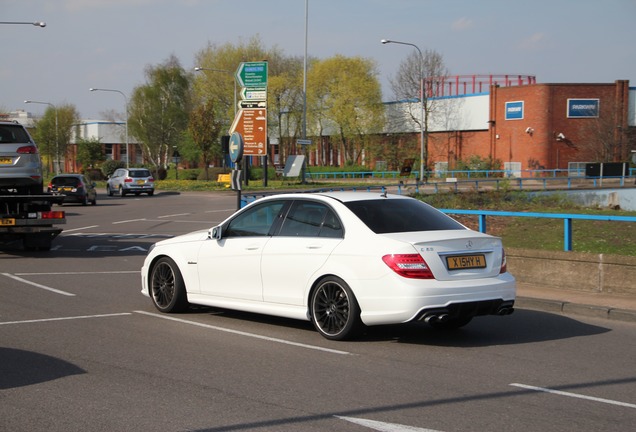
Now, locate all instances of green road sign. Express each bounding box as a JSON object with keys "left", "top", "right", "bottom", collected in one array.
[{"left": 235, "top": 61, "right": 268, "bottom": 88}]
